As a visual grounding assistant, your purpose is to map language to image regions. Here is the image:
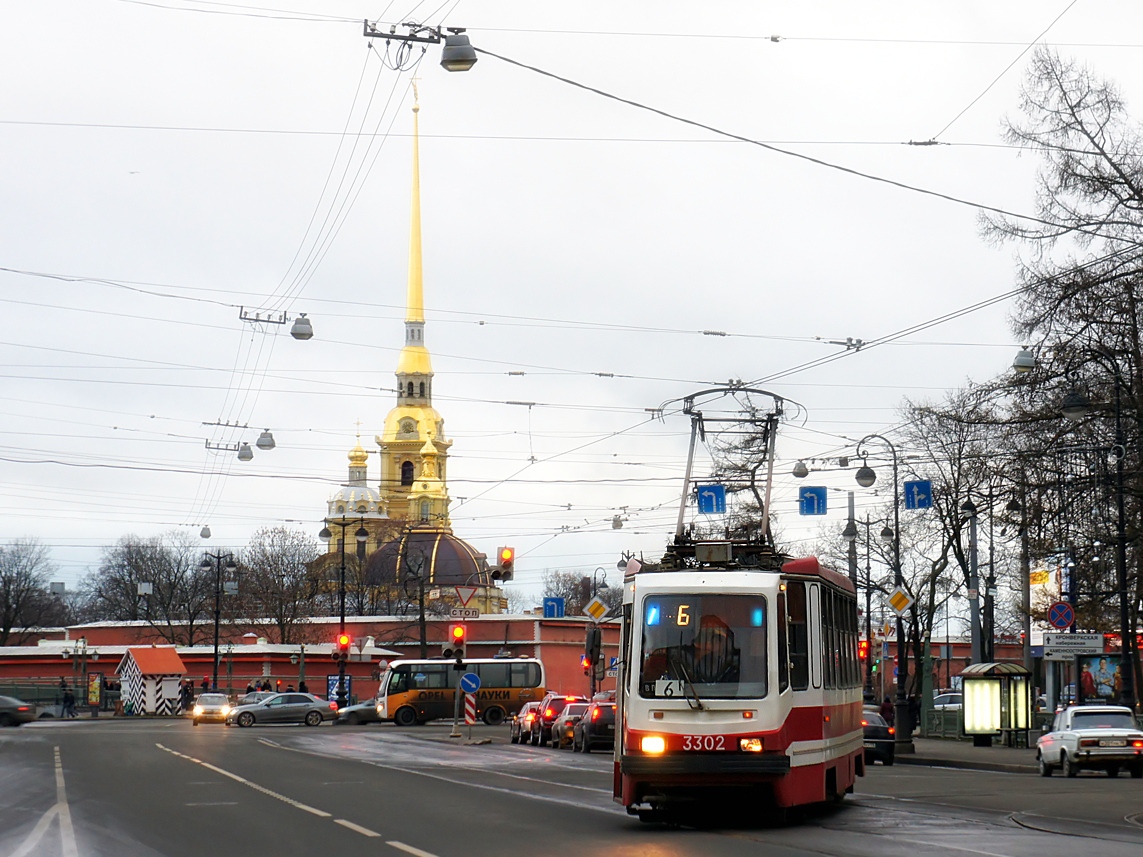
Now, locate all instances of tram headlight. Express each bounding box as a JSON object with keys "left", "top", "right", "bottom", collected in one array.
[
  {"left": 640, "top": 735, "right": 666, "bottom": 755},
  {"left": 739, "top": 738, "right": 763, "bottom": 753}
]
